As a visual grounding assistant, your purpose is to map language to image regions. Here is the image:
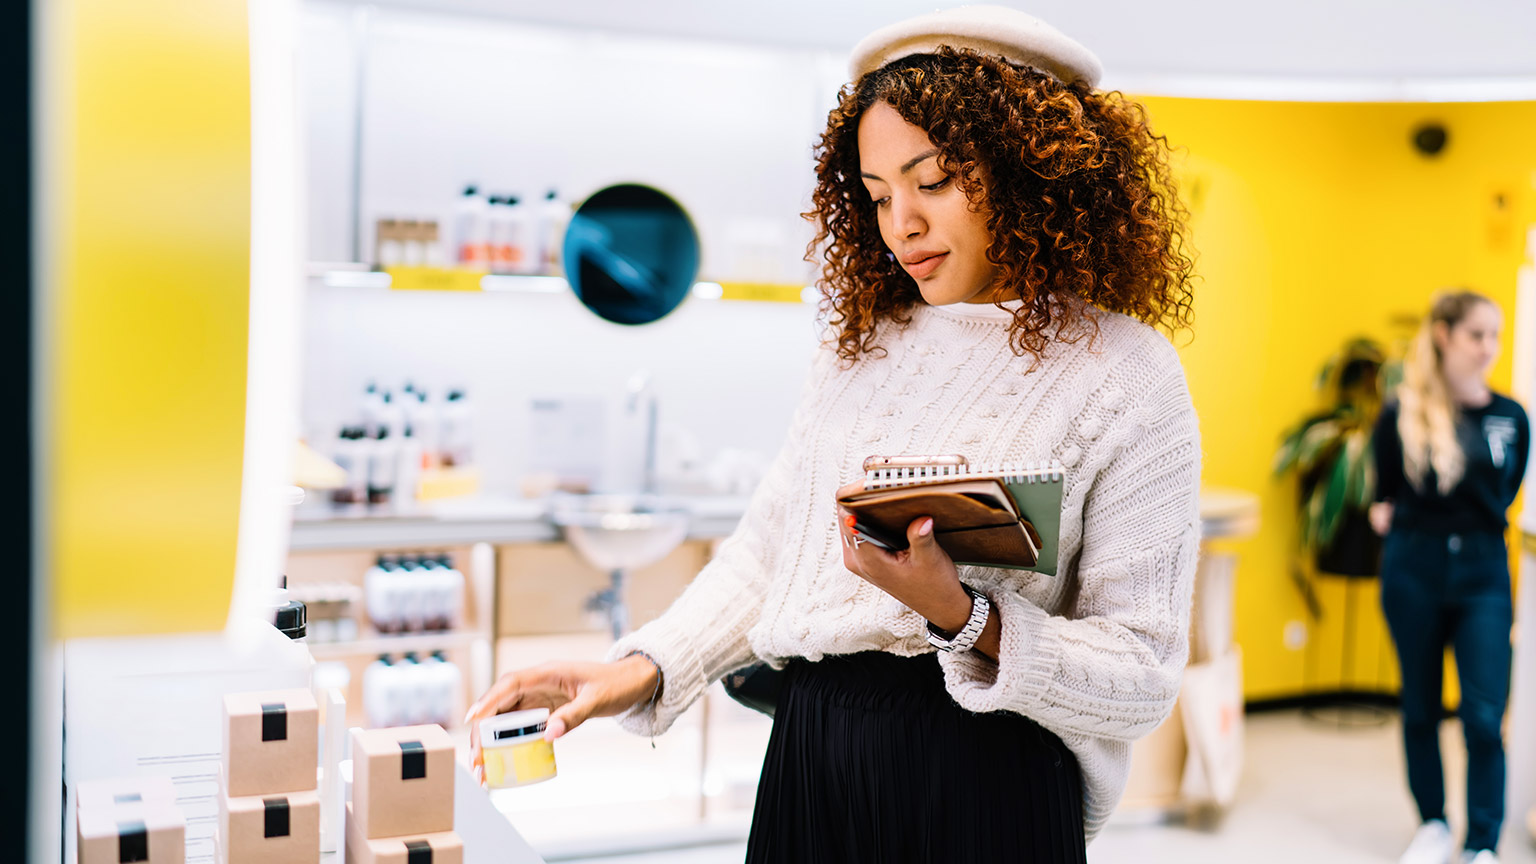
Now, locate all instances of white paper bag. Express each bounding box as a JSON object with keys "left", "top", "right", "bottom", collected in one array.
[{"left": 1179, "top": 645, "right": 1245, "bottom": 805}]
